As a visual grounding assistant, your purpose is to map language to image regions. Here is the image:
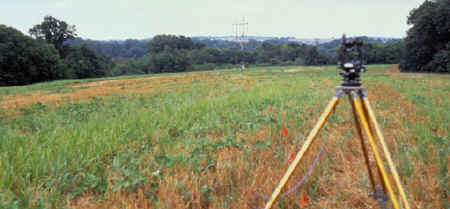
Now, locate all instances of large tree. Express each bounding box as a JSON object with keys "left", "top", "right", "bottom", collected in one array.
[
  {"left": 59, "top": 45, "right": 112, "bottom": 79},
  {"left": 0, "top": 25, "right": 60, "bottom": 86},
  {"left": 148, "top": 35, "right": 202, "bottom": 54},
  {"left": 144, "top": 35, "right": 203, "bottom": 73},
  {"left": 400, "top": 0, "right": 450, "bottom": 72},
  {"left": 29, "top": 16, "right": 77, "bottom": 56},
  {"left": 147, "top": 49, "right": 191, "bottom": 73}
]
